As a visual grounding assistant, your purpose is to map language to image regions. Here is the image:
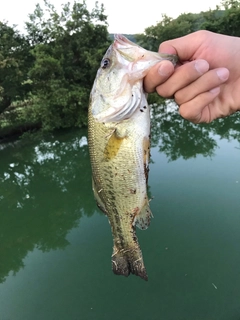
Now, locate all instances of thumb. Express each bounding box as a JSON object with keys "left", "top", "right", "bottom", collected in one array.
[{"left": 159, "top": 32, "right": 203, "bottom": 62}]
